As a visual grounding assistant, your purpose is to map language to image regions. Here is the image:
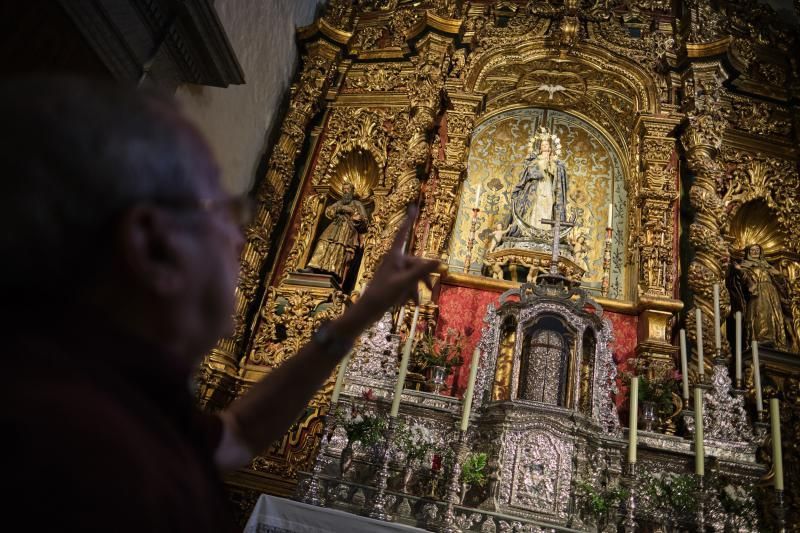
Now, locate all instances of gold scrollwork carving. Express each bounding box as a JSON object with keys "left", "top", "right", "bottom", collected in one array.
[
  {"left": 681, "top": 67, "right": 731, "bottom": 362},
  {"left": 721, "top": 152, "right": 800, "bottom": 255},
  {"left": 200, "top": 42, "right": 341, "bottom": 402}
]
